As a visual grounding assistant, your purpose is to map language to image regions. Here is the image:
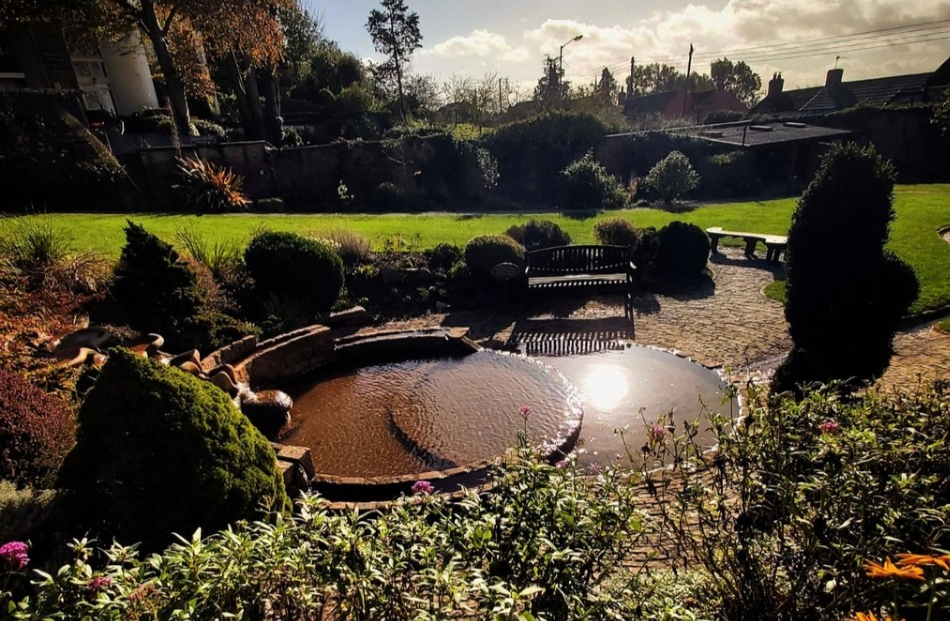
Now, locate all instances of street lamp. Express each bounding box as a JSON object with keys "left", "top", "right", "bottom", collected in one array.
[{"left": 559, "top": 35, "right": 583, "bottom": 73}]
